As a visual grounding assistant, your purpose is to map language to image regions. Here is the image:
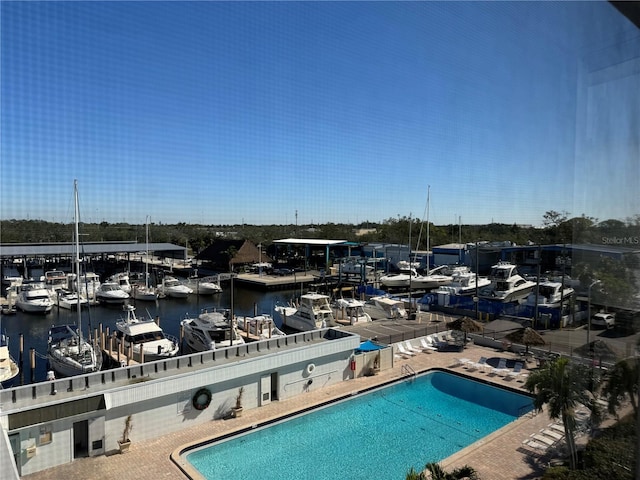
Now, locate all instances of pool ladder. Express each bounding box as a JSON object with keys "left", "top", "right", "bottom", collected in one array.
[{"left": 401, "top": 364, "right": 416, "bottom": 381}]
